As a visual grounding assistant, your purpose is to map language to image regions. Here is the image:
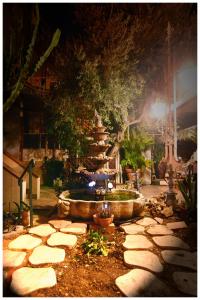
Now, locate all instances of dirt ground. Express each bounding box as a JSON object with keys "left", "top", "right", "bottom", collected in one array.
[{"left": 3, "top": 213, "right": 197, "bottom": 297}]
